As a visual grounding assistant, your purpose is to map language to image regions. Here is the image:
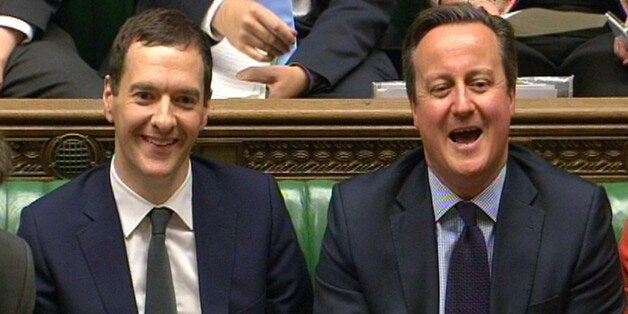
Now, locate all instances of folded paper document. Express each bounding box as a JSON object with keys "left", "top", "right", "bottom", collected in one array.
[
  {"left": 504, "top": 8, "right": 607, "bottom": 37},
  {"left": 372, "top": 76, "right": 573, "bottom": 99}
]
